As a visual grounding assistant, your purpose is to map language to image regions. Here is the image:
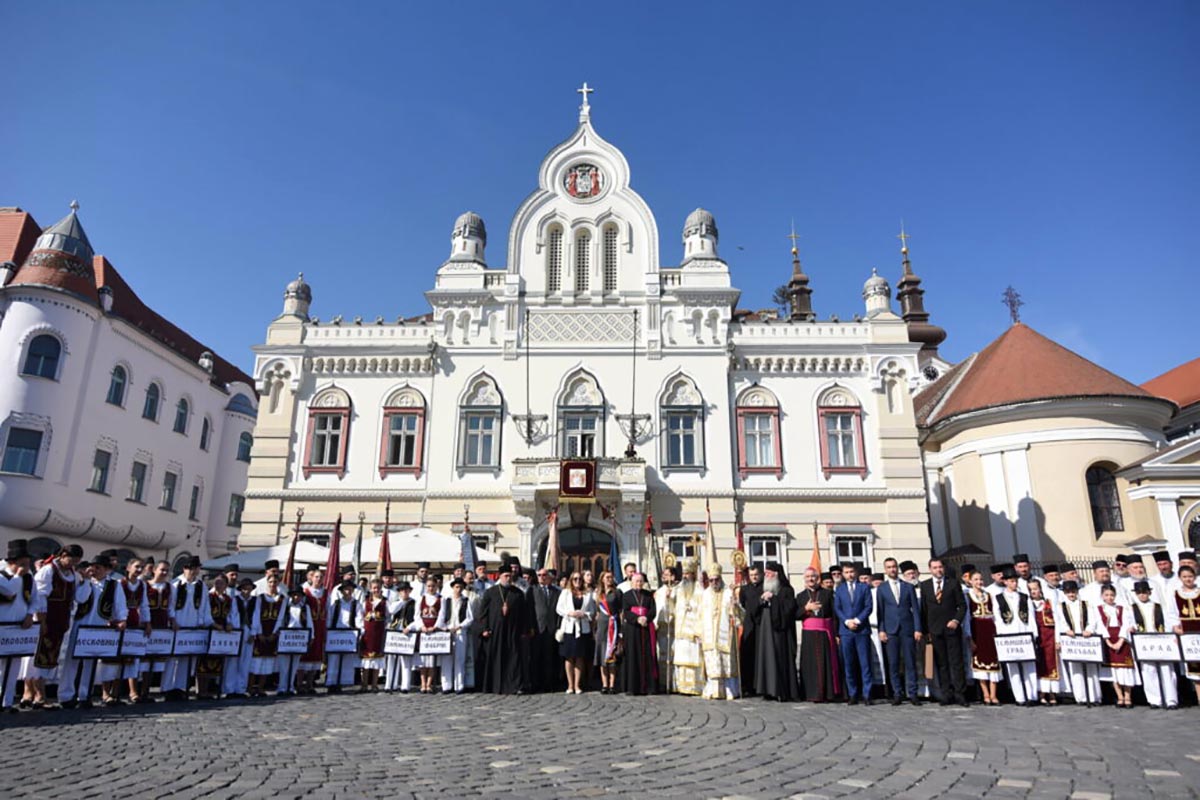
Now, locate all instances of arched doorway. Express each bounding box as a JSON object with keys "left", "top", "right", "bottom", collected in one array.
[{"left": 537, "top": 526, "right": 614, "bottom": 576}]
